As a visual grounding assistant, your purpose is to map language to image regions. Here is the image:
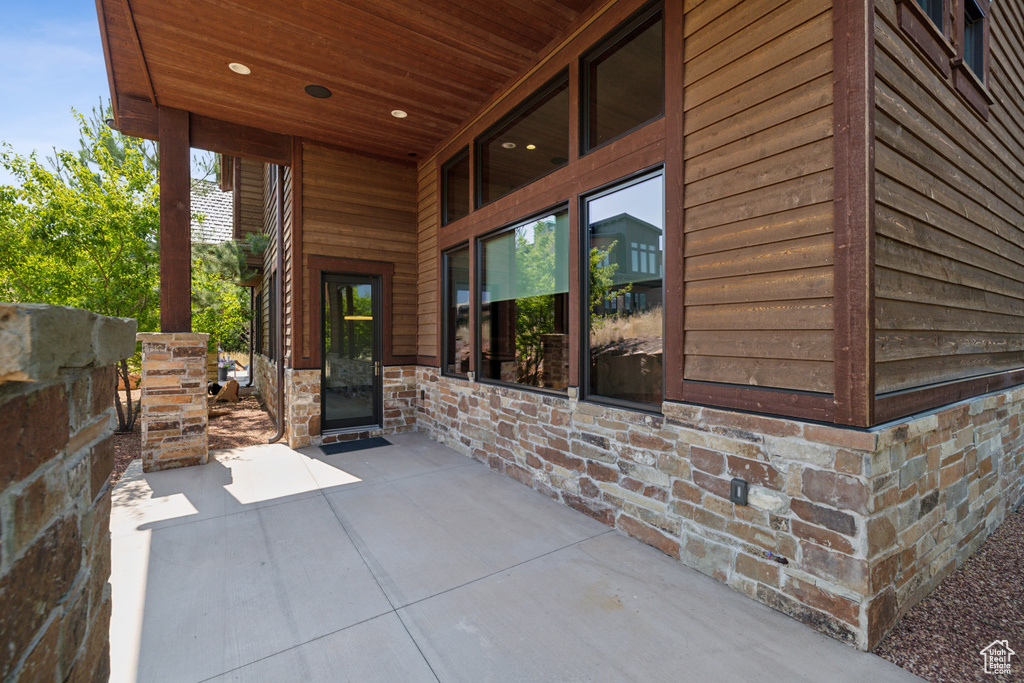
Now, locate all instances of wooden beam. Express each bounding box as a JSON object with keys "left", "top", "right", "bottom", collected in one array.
[
  {"left": 832, "top": 0, "right": 876, "bottom": 427},
  {"left": 113, "top": 97, "right": 292, "bottom": 165},
  {"left": 663, "top": 0, "right": 684, "bottom": 402},
  {"left": 122, "top": 0, "right": 157, "bottom": 105},
  {"left": 158, "top": 106, "right": 192, "bottom": 333},
  {"left": 189, "top": 113, "right": 292, "bottom": 166},
  {"left": 117, "top": 96, "right": 158, "bottom": 140}
]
